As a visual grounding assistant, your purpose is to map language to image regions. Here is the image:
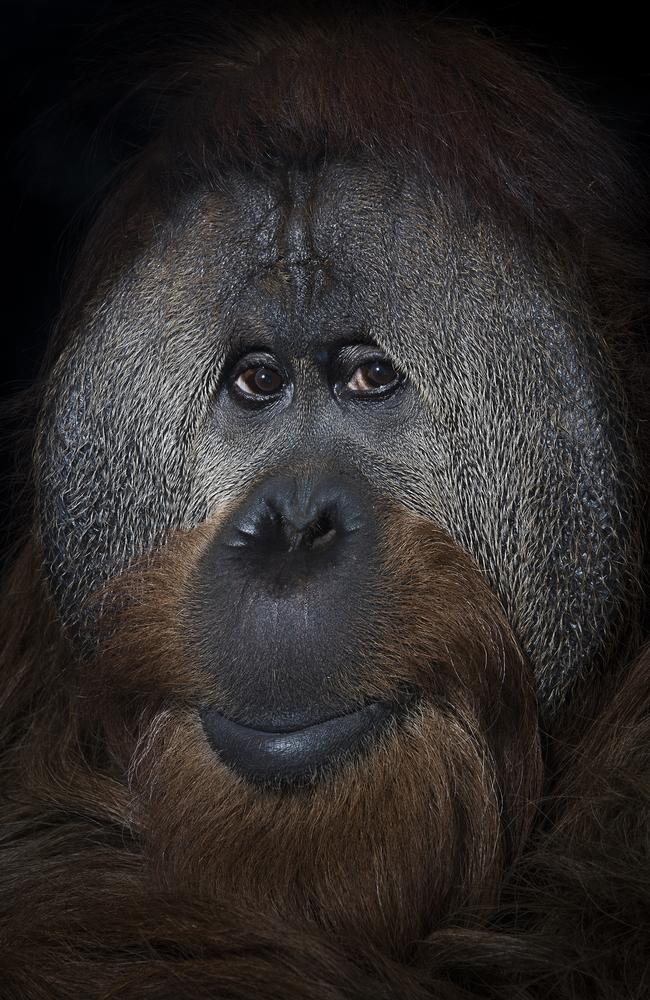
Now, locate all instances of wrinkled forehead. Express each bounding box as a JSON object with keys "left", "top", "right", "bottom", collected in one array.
[
  {"left": 155, "top": 161, "right": 431, "bottom": 347},
  {"left": 189, "top": 159, "right": 432, "bottom": 294},
  {"left": 118, "top": 158, "right": 547, "bottom": 385}
]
